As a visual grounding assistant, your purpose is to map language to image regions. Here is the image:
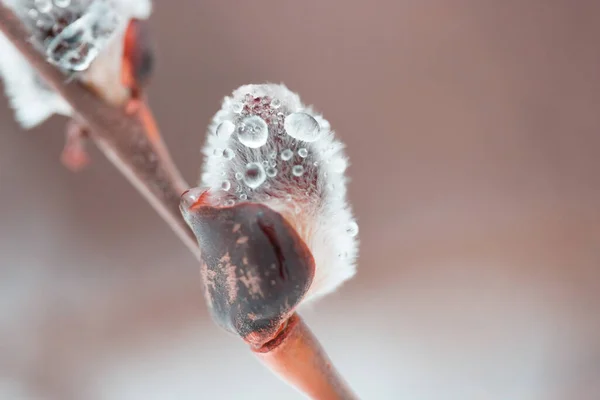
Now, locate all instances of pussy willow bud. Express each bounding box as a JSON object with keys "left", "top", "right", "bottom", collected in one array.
[
  {"left": 197, "top": 84, "right": 359, "bottom": 303},
  {"left": 0, "top": 0, "right": 152, "bottom": 128}
]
